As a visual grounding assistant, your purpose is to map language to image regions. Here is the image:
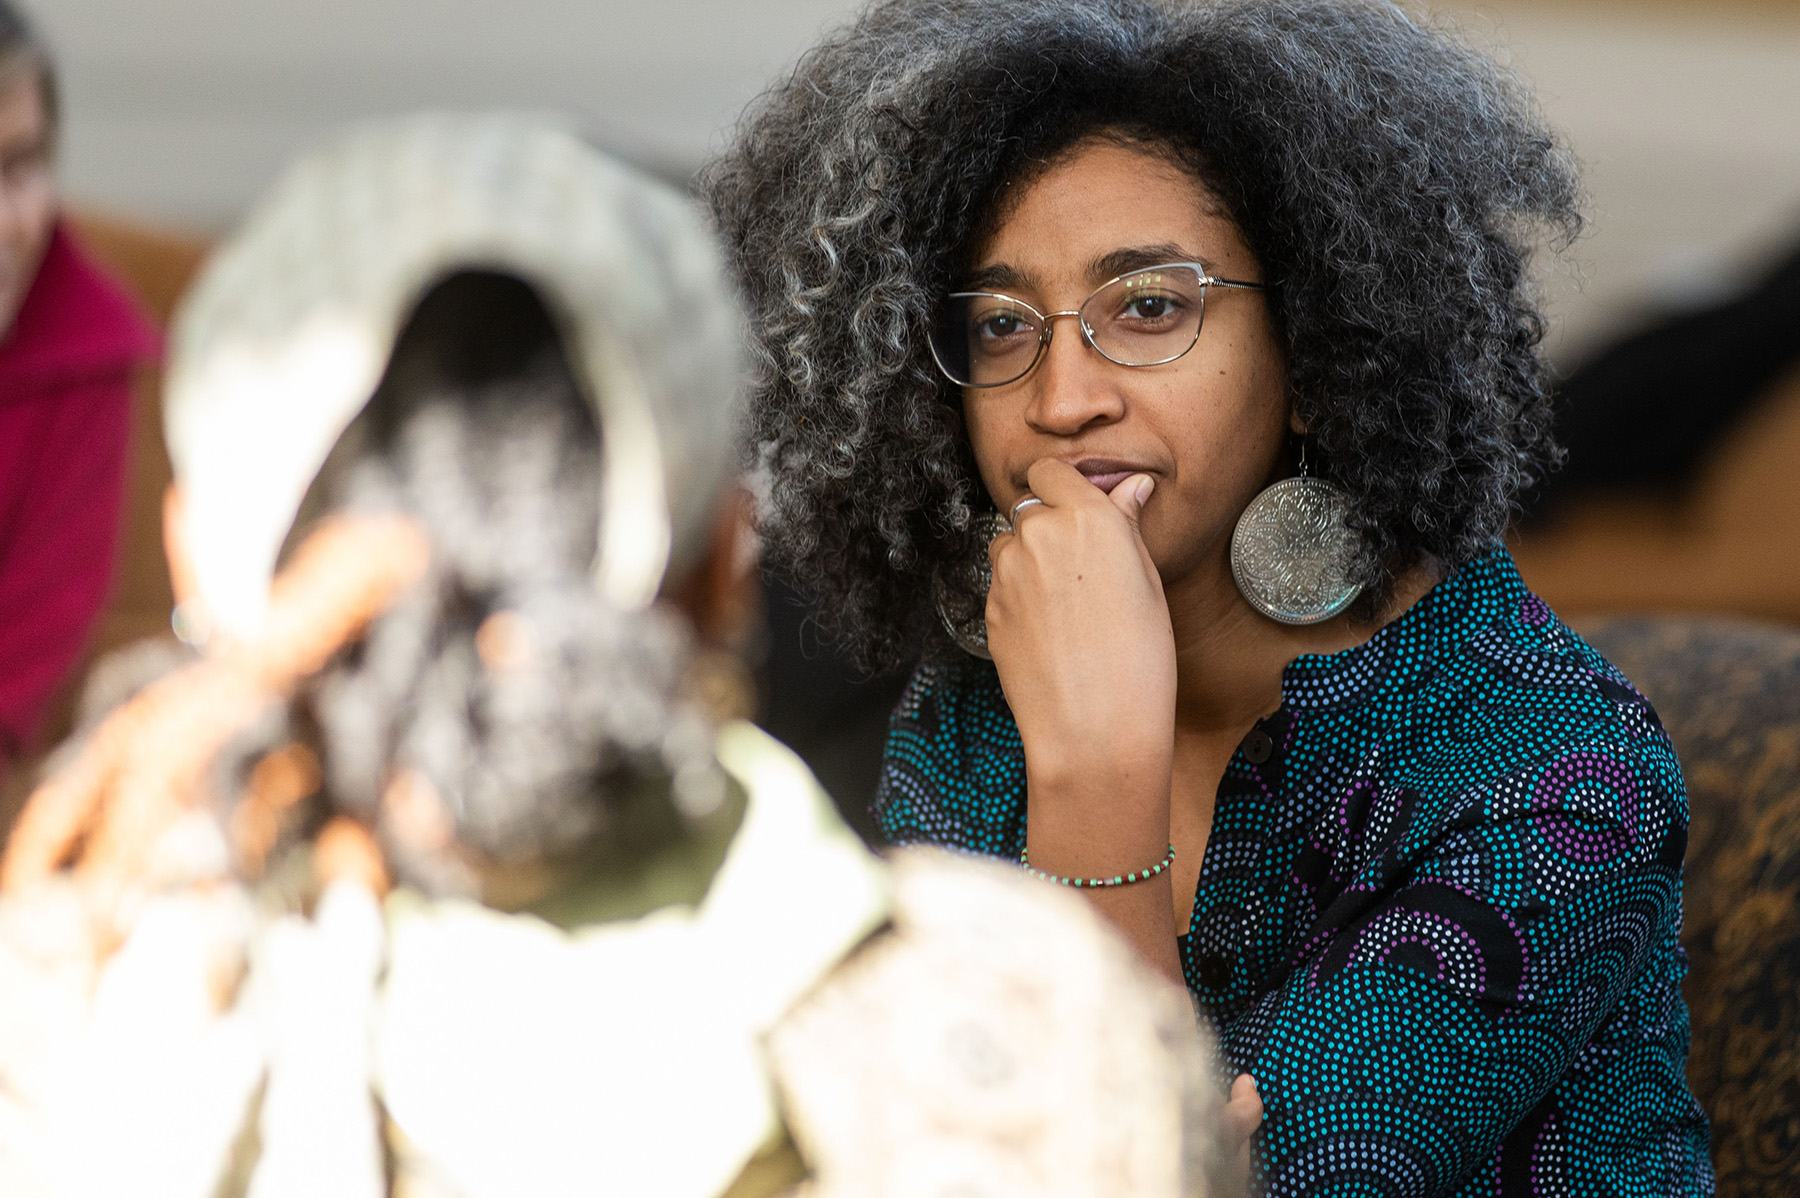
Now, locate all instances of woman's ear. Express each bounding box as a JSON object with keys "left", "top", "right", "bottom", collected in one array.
[
  {"left": 1287, "top": 406, "right": 1309, "bottom": 436},
  {"left": 162, "top": 484, "right": 215, "bottom": 647},
  {"left": 664, "top": 483, "right": 761, "bottom": 650},
  {"left": 162, "top": 484, "right": 198, "bottom": 607}
]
